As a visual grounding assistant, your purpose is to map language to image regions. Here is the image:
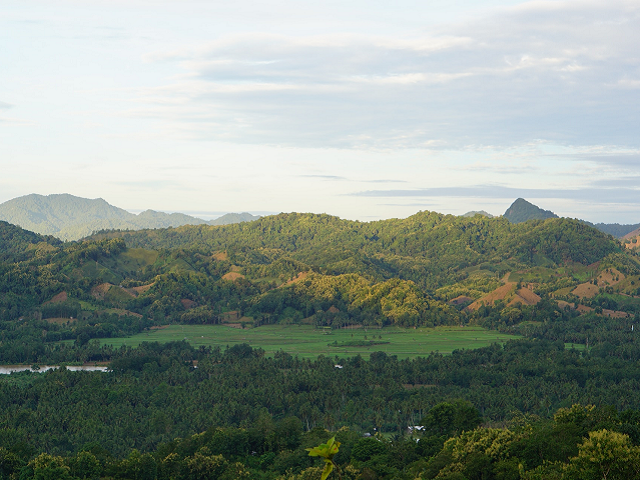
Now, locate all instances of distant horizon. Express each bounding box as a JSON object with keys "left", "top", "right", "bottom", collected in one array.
[{"left": 2, "top": 191, "right": 639, "bottom": 227}]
